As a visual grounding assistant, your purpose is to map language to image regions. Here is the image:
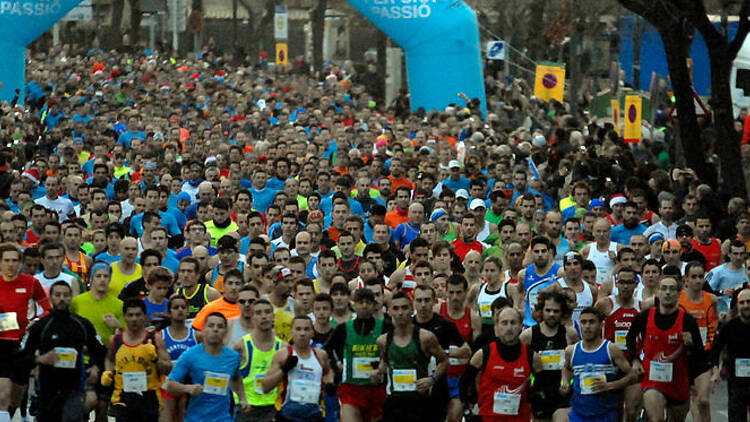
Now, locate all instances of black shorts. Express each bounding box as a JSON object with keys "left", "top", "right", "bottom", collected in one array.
[
  {"left": 109, "top": 390, "right": 159, "bottom": 422},
  {"left": 38, "top": 389, "right": 87, "bottom": 422},
  {"left": 94, "top": 376, "right": 114, "bottom": 403},
  {"left": 530, "top": 386, "right": 570, "bottom": 419},
  {"left": 382, "top": 395, "right": 431, "bottom": 422},
  {"left": 0, "top": 340, "right": 28, "bottom": 385}
]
